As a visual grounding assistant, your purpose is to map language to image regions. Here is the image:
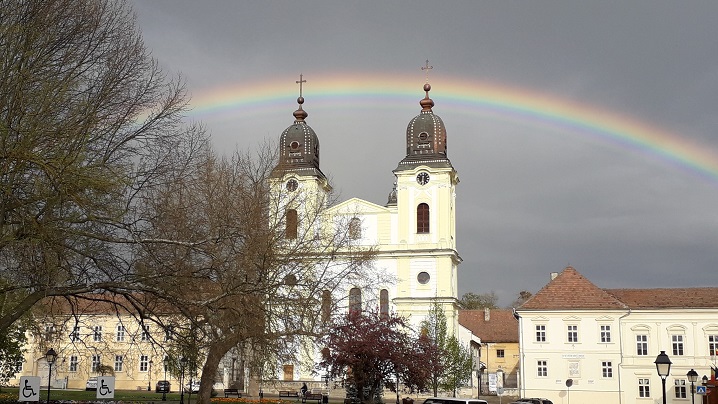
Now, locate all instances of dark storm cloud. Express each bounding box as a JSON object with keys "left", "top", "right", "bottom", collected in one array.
[{"left": 132, "top": 0, "right": 718, "bottom": 305}]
